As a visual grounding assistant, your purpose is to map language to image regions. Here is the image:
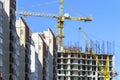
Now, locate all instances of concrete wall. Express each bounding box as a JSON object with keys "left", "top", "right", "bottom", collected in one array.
[{"left": 57, "top": 52, "right": 114, "bottom": 80}]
